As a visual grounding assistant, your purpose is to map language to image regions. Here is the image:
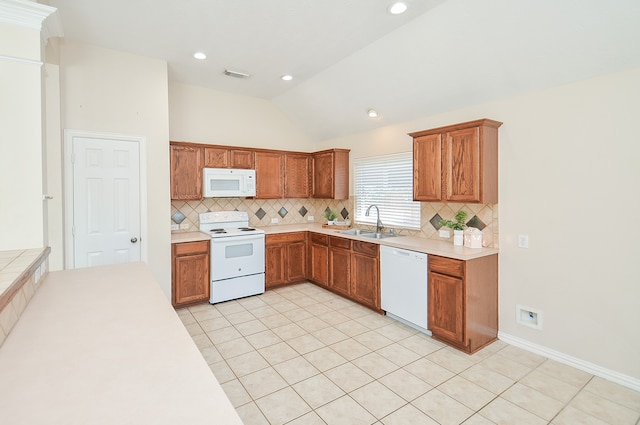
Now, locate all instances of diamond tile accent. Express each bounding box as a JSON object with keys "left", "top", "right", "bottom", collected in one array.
[
  {"left": 255, "top": 208, "right": 266, "bottom": 220},
  {"left": 298, "top": 206, "right": 308, "bottom": 217},
  {"left": 466, "top": 215, "right": 486, "bottom": 230},
  {"left": 278, "top": 207, "right": 288, "bottom": 218},
  {"left": 430, "top": 213, "right": 443, "bottom": 230},
  {"left": 324, "top": 207, "right": 332, "bottom": 215},
  {"left": 340, "top": 208, "right": 349, "bottom": 220},
  {"left": 171, "top": 210, "right": 186, "bottom": 224}
]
